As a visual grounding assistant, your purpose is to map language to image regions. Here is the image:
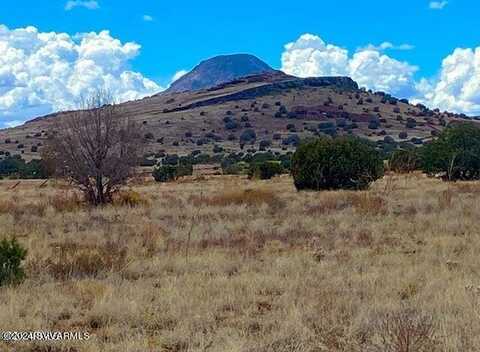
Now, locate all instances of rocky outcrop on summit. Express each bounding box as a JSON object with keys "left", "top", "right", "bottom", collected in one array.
[{"left": 166, "top": 54, "right": 277, "bottom": 93}]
